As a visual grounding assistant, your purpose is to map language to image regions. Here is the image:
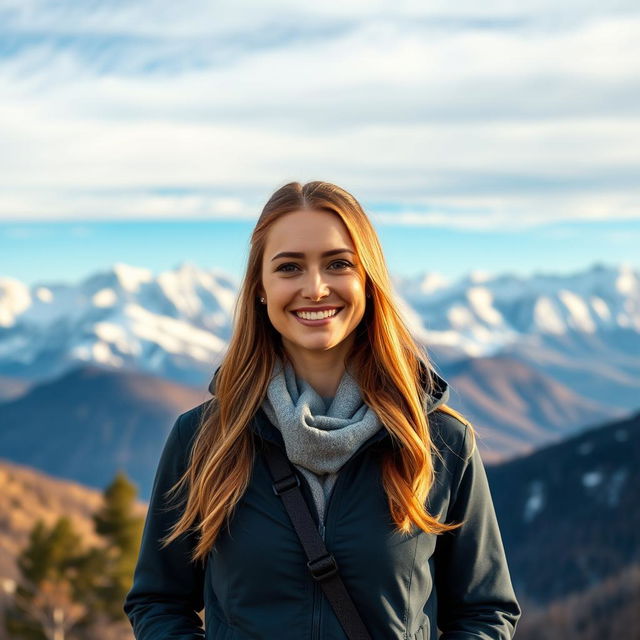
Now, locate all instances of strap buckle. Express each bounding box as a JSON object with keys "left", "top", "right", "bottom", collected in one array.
[
  {"left": 272, "top": 473, "right": 300, "bottom": 496},
  {"left": 307, "top": 553, "right": 339, "bottom": 581}
]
